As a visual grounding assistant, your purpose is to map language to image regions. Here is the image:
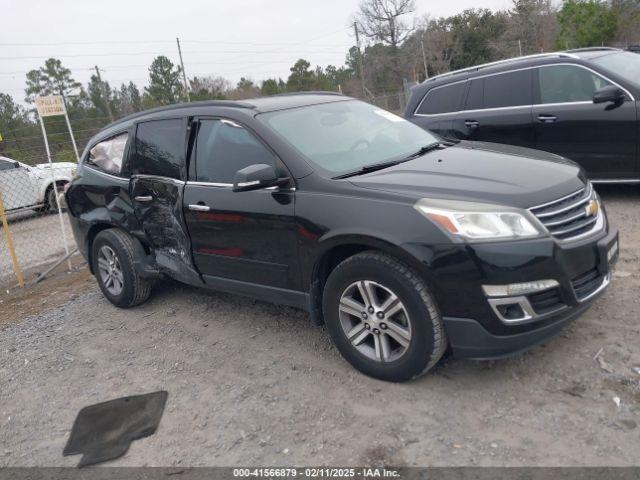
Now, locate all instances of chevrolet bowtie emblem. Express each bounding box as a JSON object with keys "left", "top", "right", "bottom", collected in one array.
[{"left": 585, "top": 199, "right": 599, "bottom": 217}]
